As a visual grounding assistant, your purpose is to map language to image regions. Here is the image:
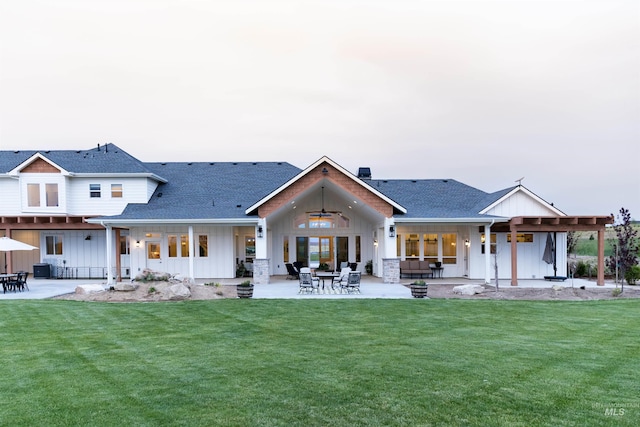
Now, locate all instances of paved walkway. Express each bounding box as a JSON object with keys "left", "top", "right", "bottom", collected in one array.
[{"left": 0, "top": 276, "right": 616, "bottom": 300}]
